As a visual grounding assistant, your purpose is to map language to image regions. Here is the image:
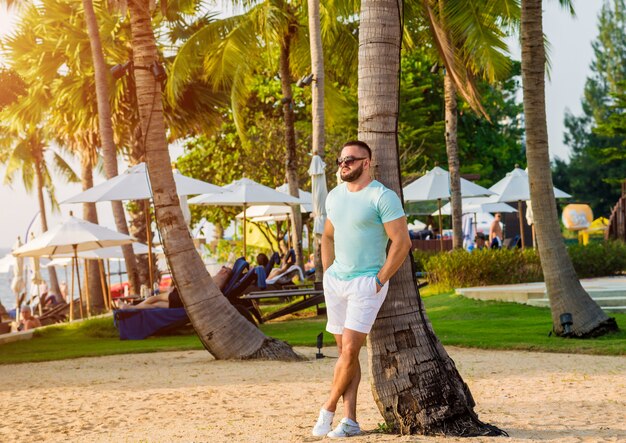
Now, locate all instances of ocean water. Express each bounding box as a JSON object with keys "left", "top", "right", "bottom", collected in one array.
[{"left": 0, "top": 247, "right": 53, "bottom": 310}]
